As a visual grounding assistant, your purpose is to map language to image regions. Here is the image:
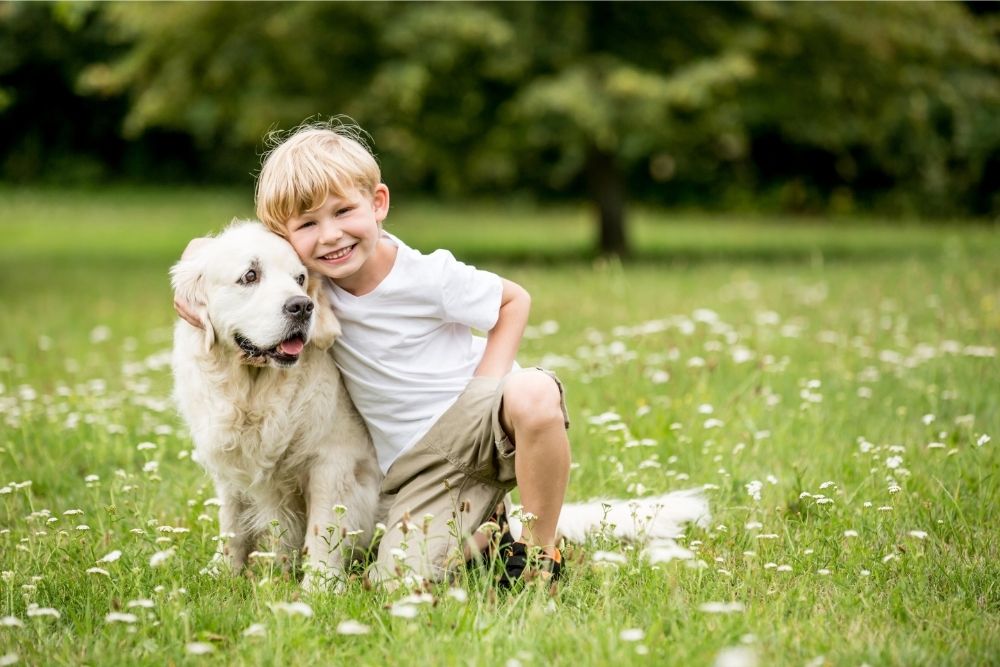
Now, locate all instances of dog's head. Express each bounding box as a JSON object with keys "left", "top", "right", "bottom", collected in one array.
[{"left": 170, "top": 220, "right": 340, "bottom": 367}]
